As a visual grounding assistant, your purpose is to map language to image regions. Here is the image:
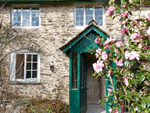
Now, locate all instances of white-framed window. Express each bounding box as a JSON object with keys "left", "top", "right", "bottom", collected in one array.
[
  {"left": 12, "top": 8, "right": 40, "bottom": 28},
  {"left": 75, "top": 7, "right": 104, "bottom": 27},
  {"left": 10, "top": 51, "right": 40, "bottom": 82}
]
